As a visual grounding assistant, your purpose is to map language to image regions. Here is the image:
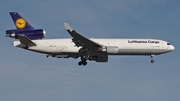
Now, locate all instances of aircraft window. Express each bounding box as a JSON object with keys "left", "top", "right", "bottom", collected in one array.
[{"left": 167, "top": 43, "right": 171, "bottom": 45}]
